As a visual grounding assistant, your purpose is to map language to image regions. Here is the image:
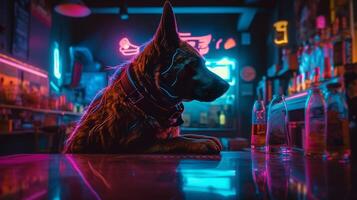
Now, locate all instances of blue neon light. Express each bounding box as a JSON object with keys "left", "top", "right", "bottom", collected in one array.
[
  {"left": 208, "top": 66, "right": 230, "bottom": 80},
  {"left": 206, "top": 57, "right": 236, "bottom": 85},
  {"left": 53, "top": 42, "right": 61, "bottom": 79},
  {"left": 50, "top": 81, "right": 59, "bottom": 92}
]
